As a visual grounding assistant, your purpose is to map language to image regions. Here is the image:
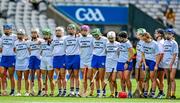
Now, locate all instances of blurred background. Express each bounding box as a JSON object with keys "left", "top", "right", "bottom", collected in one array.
[{"left": 0, "top": 0, "right": 180, "bottom": 76}]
